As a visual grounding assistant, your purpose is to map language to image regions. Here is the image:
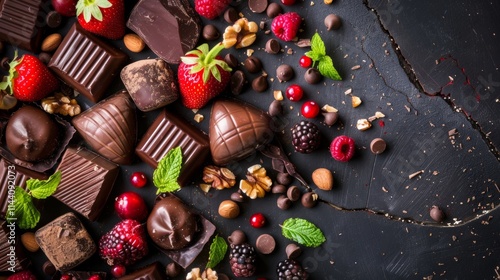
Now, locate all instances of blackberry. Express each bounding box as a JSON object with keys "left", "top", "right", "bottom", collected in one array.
[
  {"left": 291, "top": 121, "right": 321, "bottom": 153},
  {"left": 276, "top": 259, "right": 308, "bottom": 280},
  {"left": 229, "top": 243, "right": 257, "bottom": 277}
]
